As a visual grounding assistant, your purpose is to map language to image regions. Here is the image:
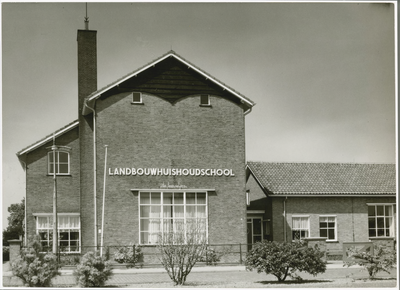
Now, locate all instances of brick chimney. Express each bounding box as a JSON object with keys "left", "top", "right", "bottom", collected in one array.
[{"left": 77, "top": 28, "right": 97, "bottom": 115}]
